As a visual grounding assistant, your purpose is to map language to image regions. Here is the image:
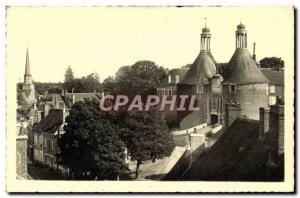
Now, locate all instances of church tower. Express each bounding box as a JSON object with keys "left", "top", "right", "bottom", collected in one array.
[{"left": 18, "top": 48, "right": 36, "bottom": 106}]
